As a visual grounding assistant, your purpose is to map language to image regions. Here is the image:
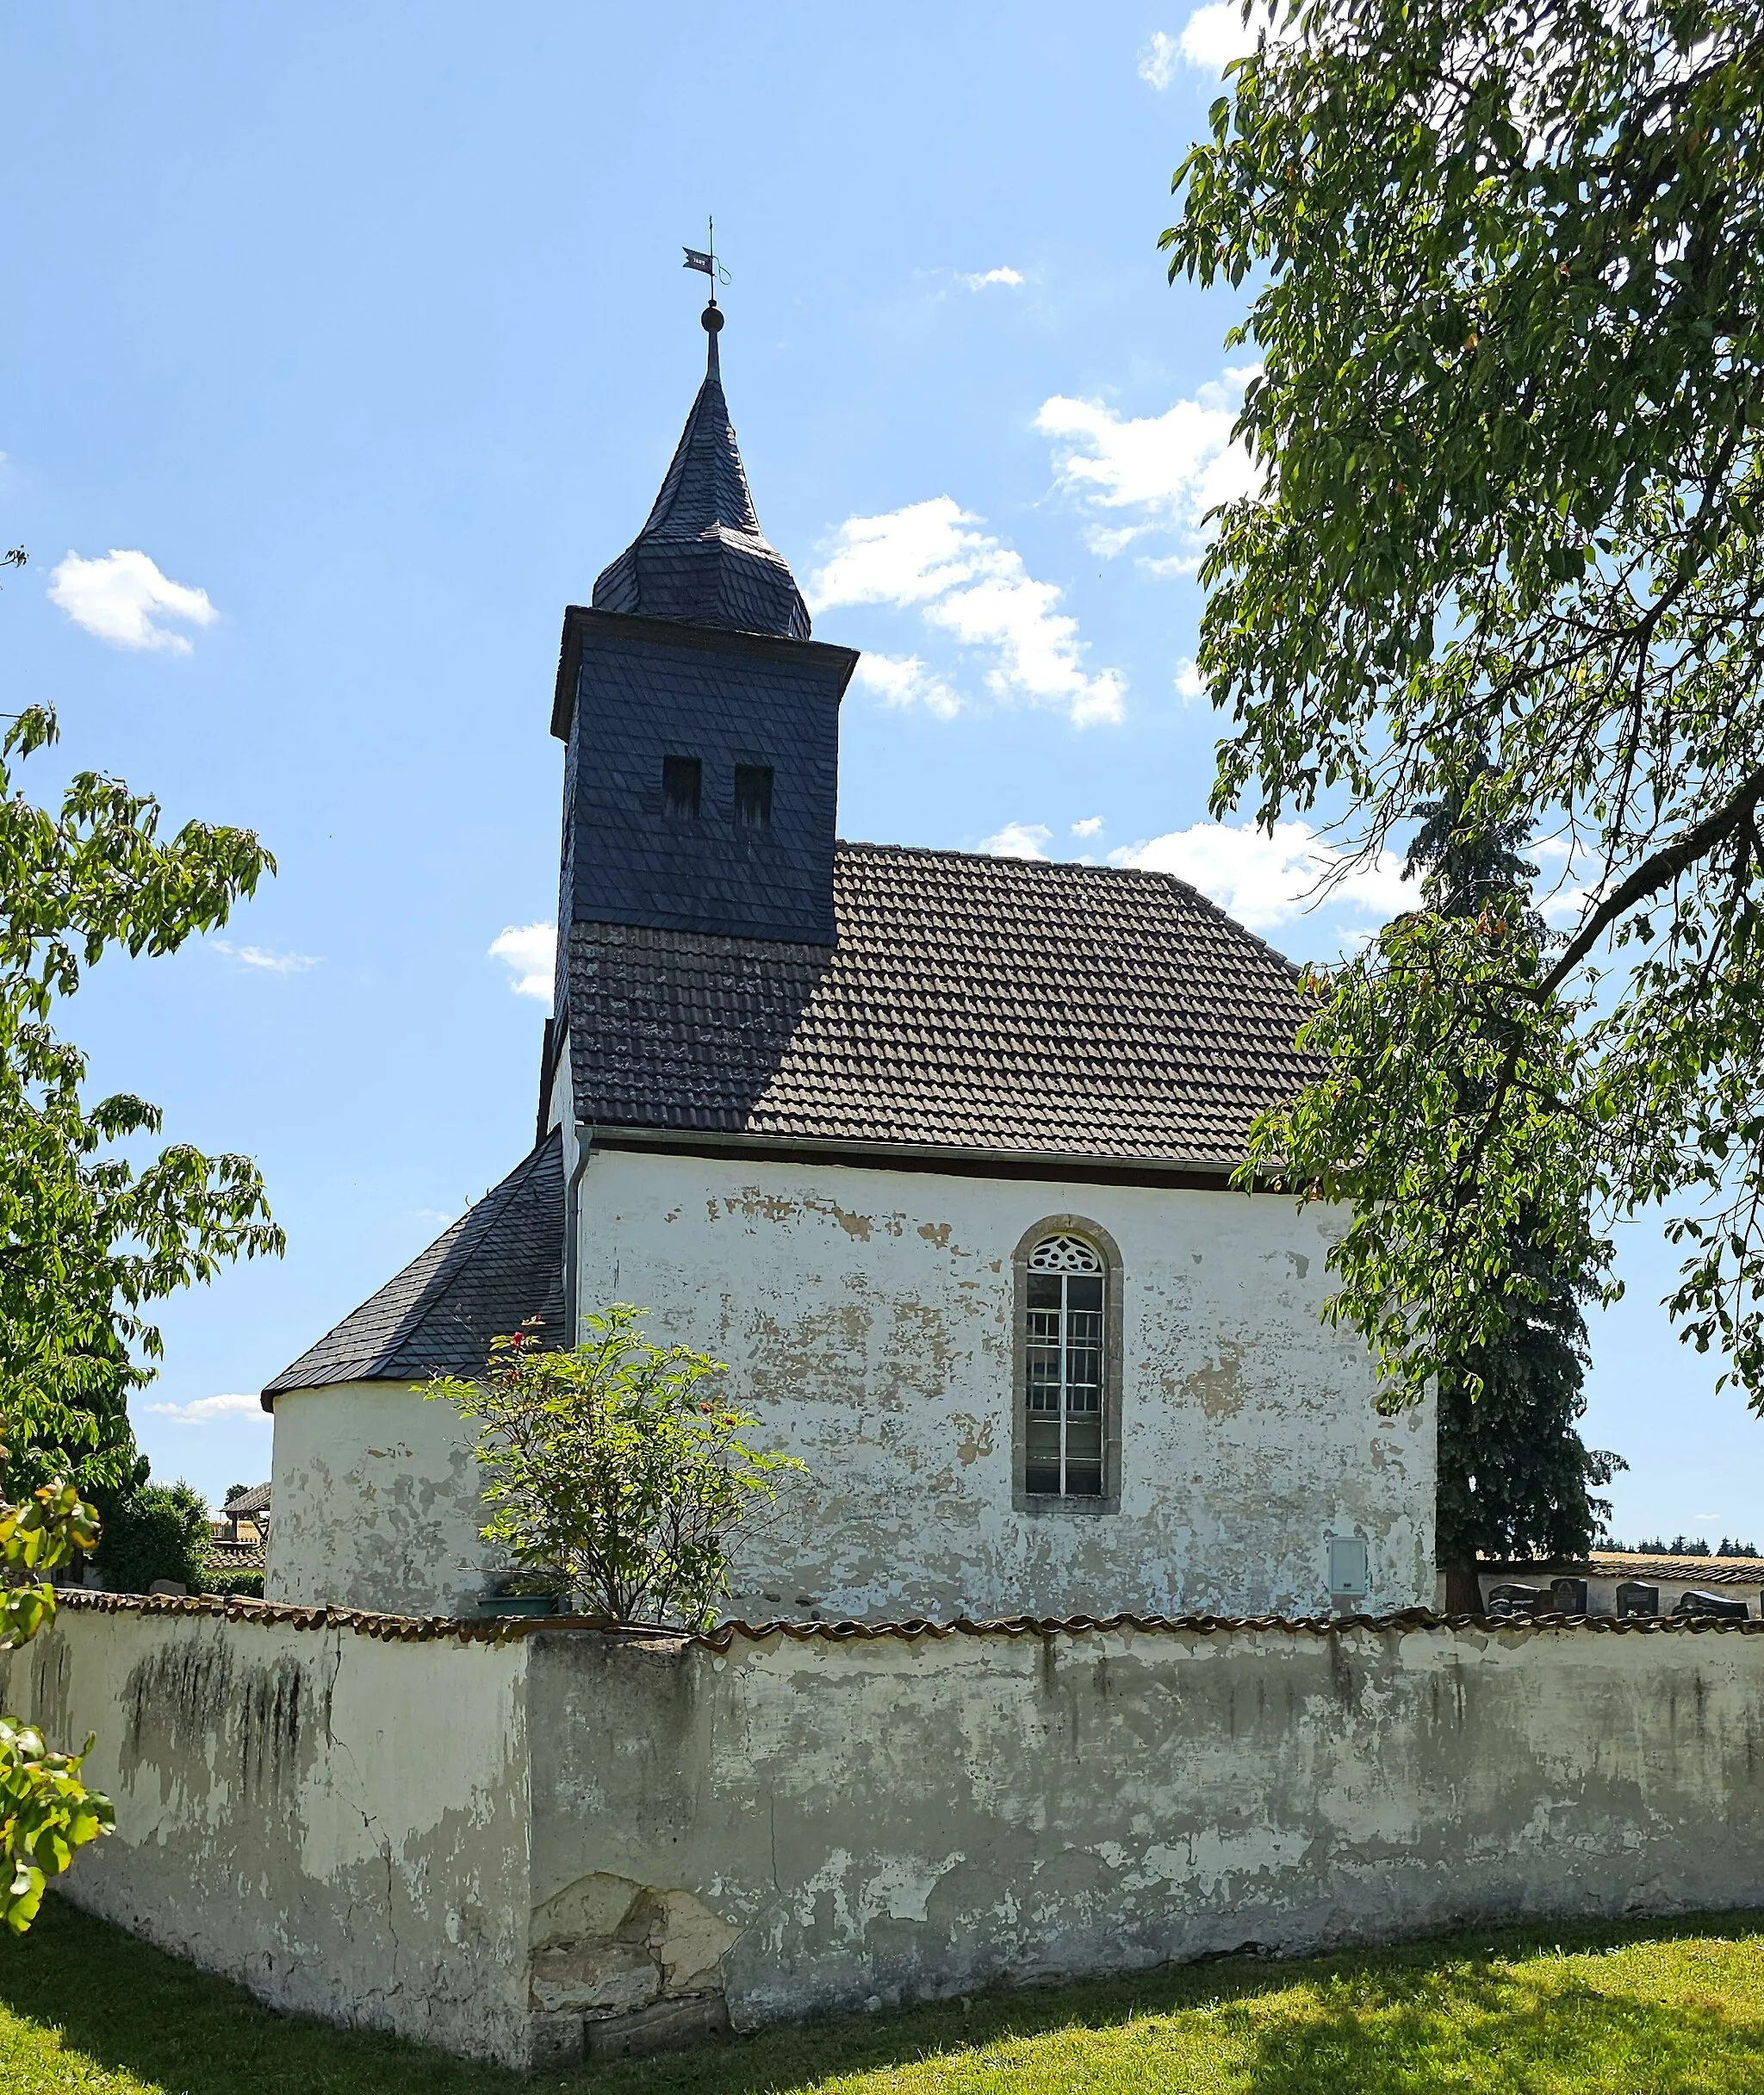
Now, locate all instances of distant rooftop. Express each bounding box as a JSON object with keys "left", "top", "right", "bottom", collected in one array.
[{"left": 1487, "top": 1551, "right": 1764, "bottom": 1587}]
